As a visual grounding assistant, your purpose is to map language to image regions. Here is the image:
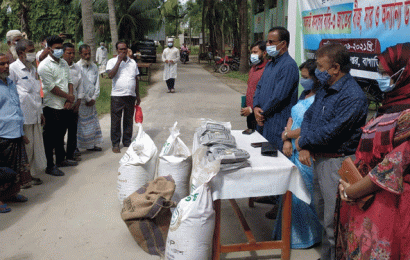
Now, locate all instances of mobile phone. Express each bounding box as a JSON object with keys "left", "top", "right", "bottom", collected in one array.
[
  {"left": 251, "top": 142, "right": 264, "bottom": 148},
  {"left": 242, "top": 129, "right": 255, "bottom": 135}
]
